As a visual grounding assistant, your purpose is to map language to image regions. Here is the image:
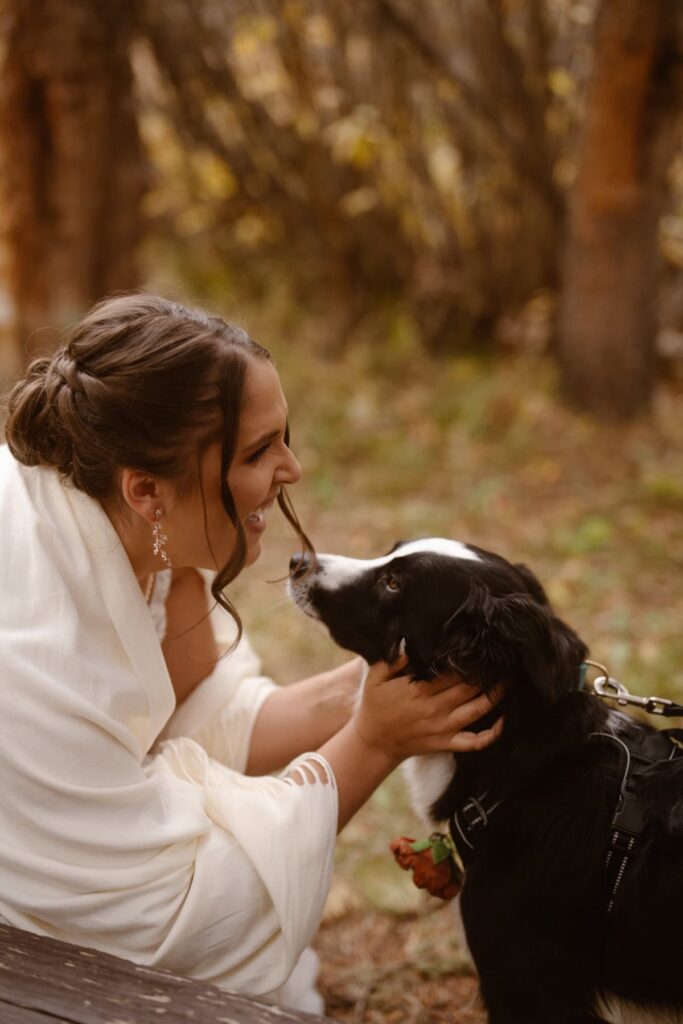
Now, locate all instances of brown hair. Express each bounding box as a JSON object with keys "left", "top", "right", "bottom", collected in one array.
[{"left": 5, "top": 293, "right": 313, "bottom": 638}]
